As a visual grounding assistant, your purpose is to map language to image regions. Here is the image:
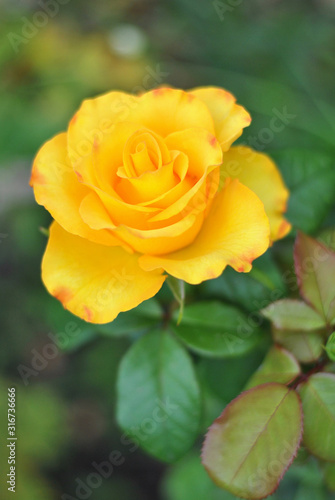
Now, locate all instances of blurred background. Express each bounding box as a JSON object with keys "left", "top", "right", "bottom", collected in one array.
[{"left": 1, "top": 0, "right": 335, "bottom": 499}]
